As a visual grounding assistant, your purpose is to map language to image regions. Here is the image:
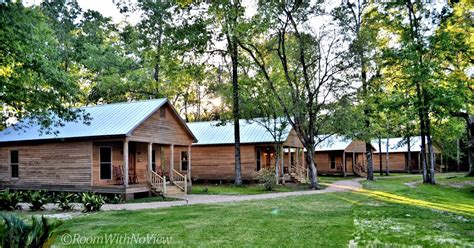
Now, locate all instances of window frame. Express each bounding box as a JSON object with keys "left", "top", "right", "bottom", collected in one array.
[
  {"left": 180, "top": 151, "right": 188, "bottom": 171},
  {"left": 256, "top": 148, "right": 261, "bottom": 171},
  {"left": 152, "top": 149, "right": 156, "bottom": 172},
  {"left": 10, "top": 150, "right": 19, "bottom": 179},
  {"left": 330, "top": 155, "right": 336, "bottom": 169},
  {"left": 99, "top": 146, "right": 113, "bottom": 180}
]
